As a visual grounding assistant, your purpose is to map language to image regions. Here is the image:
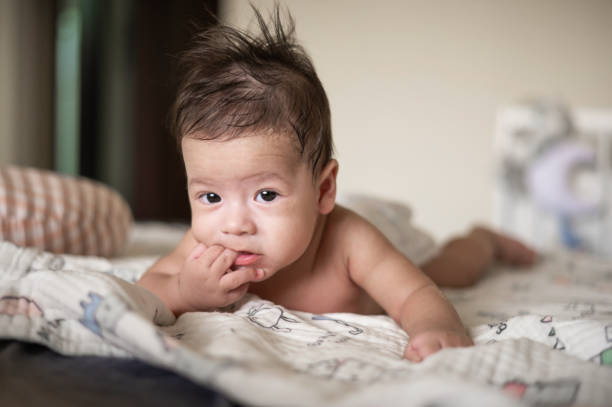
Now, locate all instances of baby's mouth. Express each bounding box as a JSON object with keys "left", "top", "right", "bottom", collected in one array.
[{"left": 232, "top": 251, "right": 261, "bottom": 268}]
